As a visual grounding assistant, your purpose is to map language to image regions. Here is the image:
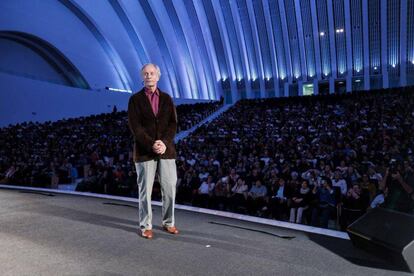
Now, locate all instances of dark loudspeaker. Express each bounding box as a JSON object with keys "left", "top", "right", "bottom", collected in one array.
[{"left": 347, "top": 208, "right": 414, "bottom": 272}]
